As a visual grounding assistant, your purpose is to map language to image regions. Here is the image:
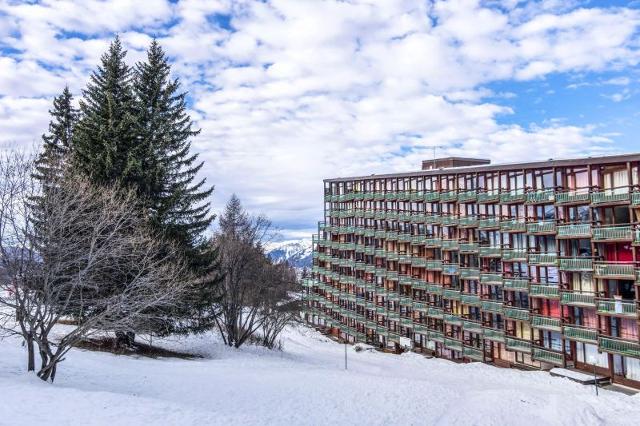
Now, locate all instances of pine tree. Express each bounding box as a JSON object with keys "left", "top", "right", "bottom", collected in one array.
[
  {"left": 72, "top": 36, "right": 142, "bottom": 187},
  {"left": 133, "top": 39, "right": 214, "bottom": 251},
  {"left": 34, "top": 86, "right": 78, "bottom": 186}
]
